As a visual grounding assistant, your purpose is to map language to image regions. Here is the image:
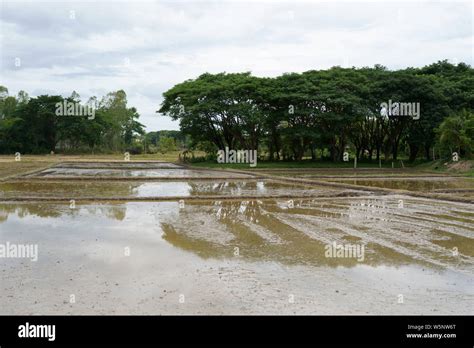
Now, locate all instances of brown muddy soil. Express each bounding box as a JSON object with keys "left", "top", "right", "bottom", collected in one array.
[
  {"left": 24, "top": 167, "right": 254, "bottom": 179},
  {"left": 324, "top": 177, "right": 474, "bottom": 192},
  {"left": 0, "top": 180, "right": 363, "bottom": 201},
  {"left": 0, "top": 162, "right": 472, "bottom": 314}
]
